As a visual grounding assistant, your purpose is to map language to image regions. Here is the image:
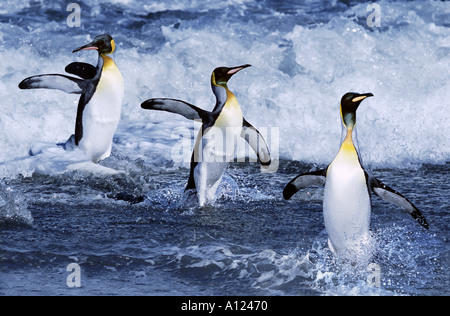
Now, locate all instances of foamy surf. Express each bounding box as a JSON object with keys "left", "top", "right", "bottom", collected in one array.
[{"left": 0, "top": 0, "right": 447, "bottom": 297}]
